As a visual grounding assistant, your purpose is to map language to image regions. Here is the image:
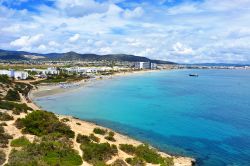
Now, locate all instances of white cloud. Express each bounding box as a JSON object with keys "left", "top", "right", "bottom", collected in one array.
[
  {"left": 1, "top": 0, "right": 250, "bottom": 63},
  {"left": 55, "top": 0, "right": 109, "bottom": 17},
  {"left": 37, "top": 44, "right": 47, "bottom": 51},
  {"left": 10, "top": 34, "right": 43, "bottom": 48},
  {"left": 48, "top": 41, "right": 59, "bottom": 47},
  {"left": 172, "top": 42, "right": 194, "bottom": 55},
  {"left": 124, "top": 7, "right": 144, "bottom": 19},
  {"left": 69, "top": 34, "right": 80, "bottom": 42}
]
